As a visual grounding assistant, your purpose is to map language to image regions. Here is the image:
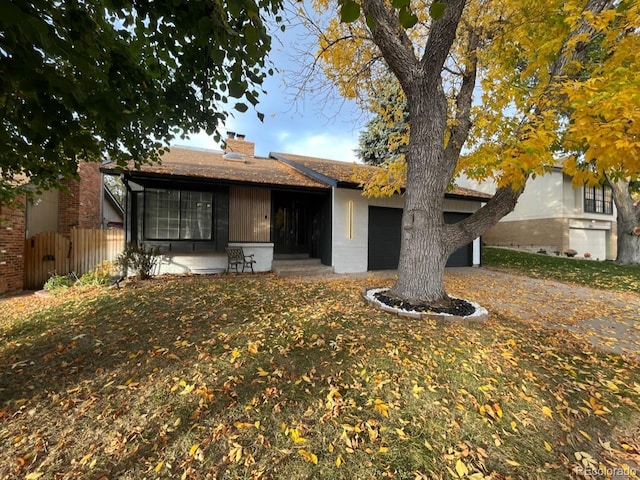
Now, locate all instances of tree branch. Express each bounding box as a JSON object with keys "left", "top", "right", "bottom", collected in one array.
[
  {"left": 446, "top": 185, "right": 524, "bottom": 251},
  {"left": 445, "top": 28, "right": 478, "bottom": 163},
  {"left": 360, "top": 0, "right": 419, "bottom": 88}
]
